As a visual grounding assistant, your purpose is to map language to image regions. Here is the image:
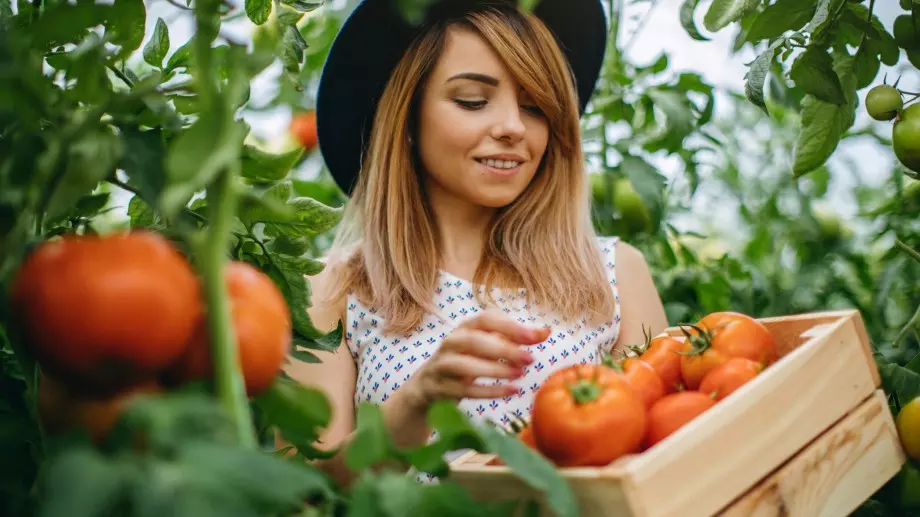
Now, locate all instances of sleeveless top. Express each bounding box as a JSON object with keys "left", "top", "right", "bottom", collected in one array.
[{"left": 344, "top": 236, "right": 622, "bottom": 479}]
